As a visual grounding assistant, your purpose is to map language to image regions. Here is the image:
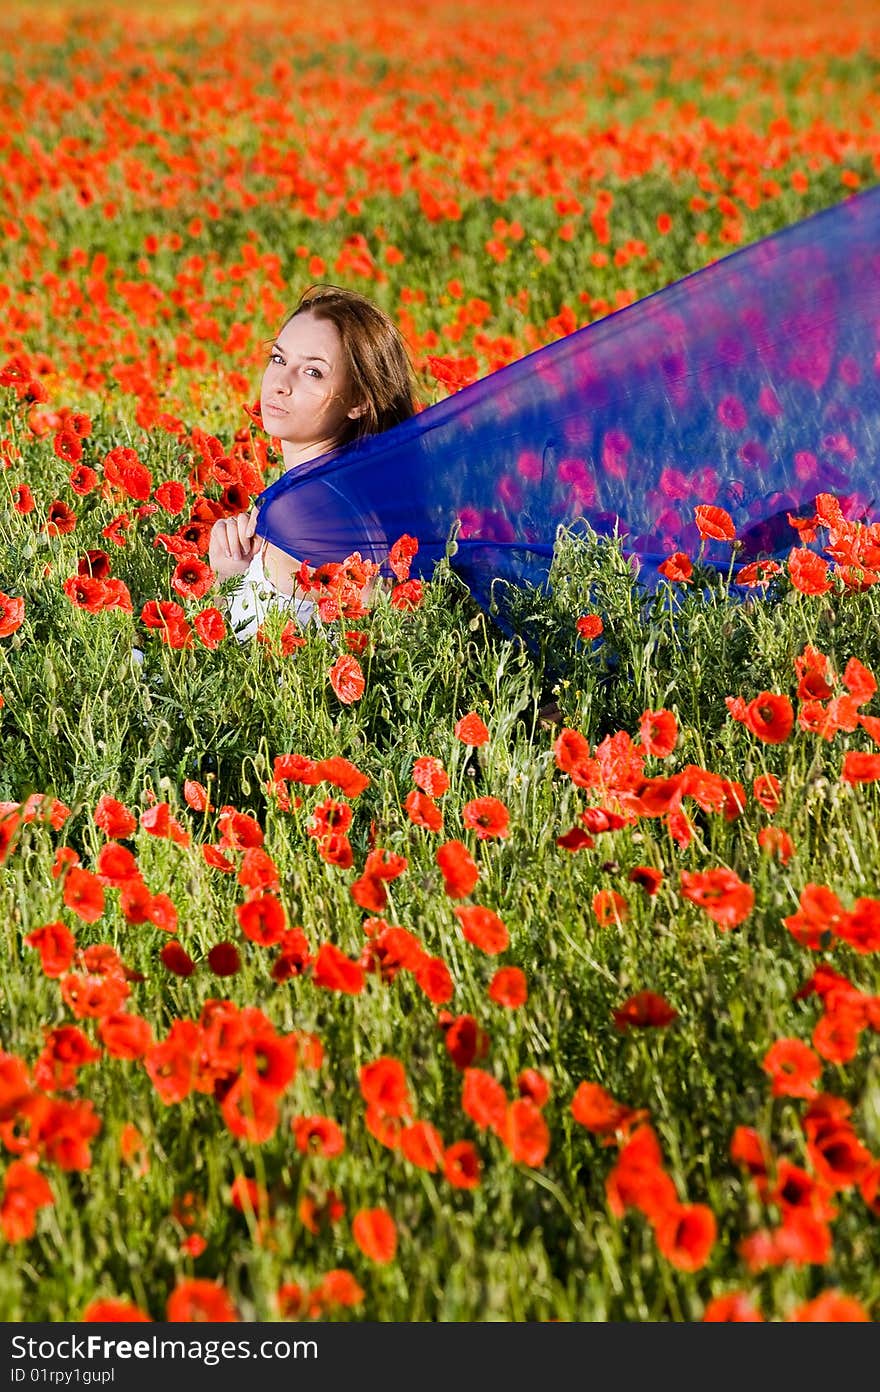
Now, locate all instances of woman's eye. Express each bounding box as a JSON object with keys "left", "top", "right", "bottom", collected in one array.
[
  {"left": 305, "top": 367, "right": 323, "bottom": 379},
  {"left": 269, "top": 351, "right": 284, "bottom": 365}
]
